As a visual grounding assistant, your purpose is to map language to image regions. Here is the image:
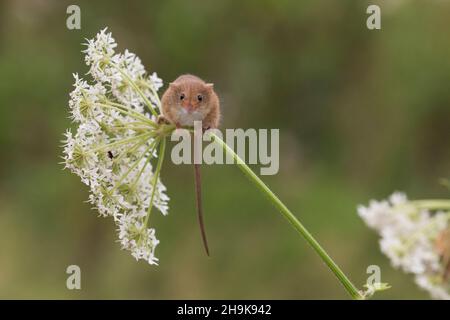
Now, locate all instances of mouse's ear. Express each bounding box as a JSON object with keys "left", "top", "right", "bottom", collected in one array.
[
  {"left": 205, "top": 83, "right": 214, "bottom": 90},
  {"left": 169, "top": 82, "right": 179, "bottom": 89}
]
